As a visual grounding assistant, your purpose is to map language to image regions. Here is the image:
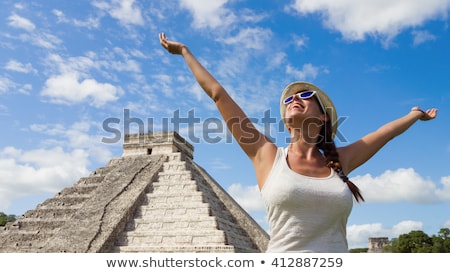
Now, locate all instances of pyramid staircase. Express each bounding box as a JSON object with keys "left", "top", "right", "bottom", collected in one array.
[
  {"left": 114, "top": 152, "right": 261, "bottom": 252},
  {"left": 0, "top": 131, "right": 268, "bottom": 253}
]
